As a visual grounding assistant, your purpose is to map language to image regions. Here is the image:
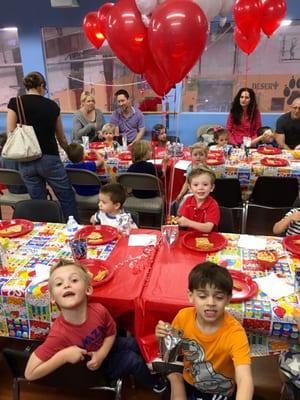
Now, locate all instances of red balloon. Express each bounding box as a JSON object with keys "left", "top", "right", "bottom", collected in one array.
[
  {"left": 260, "top": 0, "right": 287, "bottom": 37},
  {"left": 105, "top": 0, "right": 150, "bottom": 74},
  {"left": 83, "top": 12, "right": 105, "bottom": 49},
  {"left": 234, "top": 26, "right": 260, "bottom": 55},
  {"left": 233, "top": 0, "right": 262, "bottom": 38},
  {"left": 97, "top": 3, "right": 114, "bottom": 38},
  {"left": 144, "top": 57, "right": 173, "bottom": 97},
  {"left": 148, "top": 0, "right": 208, "bottom": 85}
]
